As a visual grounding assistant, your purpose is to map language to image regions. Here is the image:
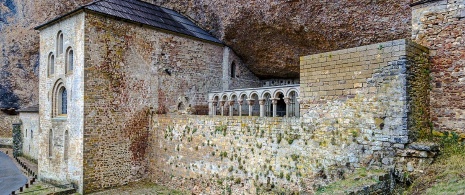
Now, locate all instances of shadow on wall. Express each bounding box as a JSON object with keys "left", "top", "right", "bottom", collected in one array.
[{"left": 0, "top": 83, "right": 20, "bottom": 110}]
